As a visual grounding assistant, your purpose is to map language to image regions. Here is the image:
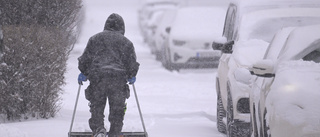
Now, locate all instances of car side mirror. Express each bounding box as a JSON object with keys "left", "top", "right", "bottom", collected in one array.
[
  {"left": 212, "top": 36, "right": 227, "bottom": 50},
  {"left": 165, "top": 27, "right": 171, "bottom": 34},
  {"left": 212, "top": 40, "right": 234, "bottom": 54},
  {"left": 221, "top": 41, "right": 234, "bottom": 54},
  {"left": 212, "top": 41, "right": 223, "bottom": 50},
  {"left": 250, "top": 59, "right": 275, "bottom": 78}
]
